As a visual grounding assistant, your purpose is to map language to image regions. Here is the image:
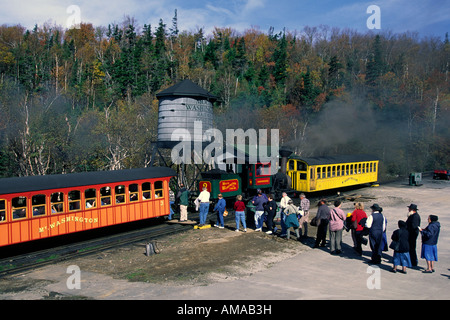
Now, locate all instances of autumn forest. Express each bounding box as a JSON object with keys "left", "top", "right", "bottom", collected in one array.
[{"left": 0, "top": 12, "right": 449, "bottom": 179}]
